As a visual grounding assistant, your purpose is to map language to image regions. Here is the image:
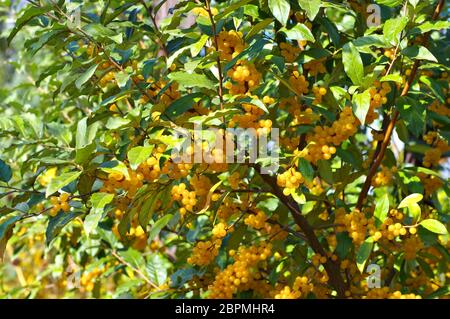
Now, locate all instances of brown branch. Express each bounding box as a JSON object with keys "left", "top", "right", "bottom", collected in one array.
[
  {"left": 252, "top": 164, "right": 347, "bottom": 298},
  {"left": 356, "top": 0, "right": 445, "bottom": 211}
]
